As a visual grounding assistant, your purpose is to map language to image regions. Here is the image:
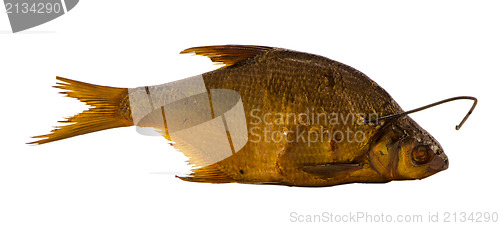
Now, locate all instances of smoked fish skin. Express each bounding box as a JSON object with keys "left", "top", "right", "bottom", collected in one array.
[{"left": 30, "top": 45, "right": 449, "bottom": 187}]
